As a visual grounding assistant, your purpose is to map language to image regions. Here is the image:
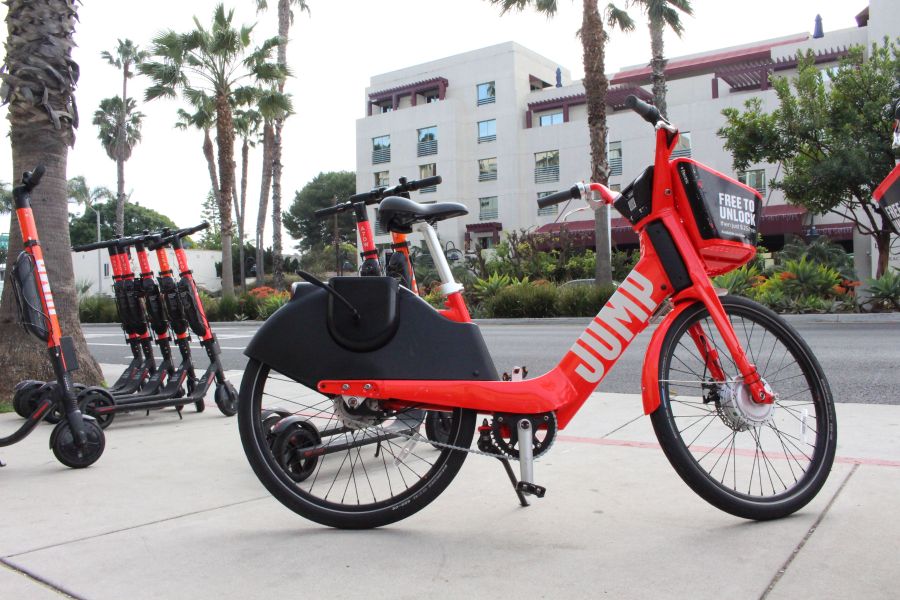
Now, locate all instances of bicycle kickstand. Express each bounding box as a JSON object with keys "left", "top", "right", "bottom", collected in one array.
[{"left": 478, "top": 419, "right": 530, "bottom": 507}]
